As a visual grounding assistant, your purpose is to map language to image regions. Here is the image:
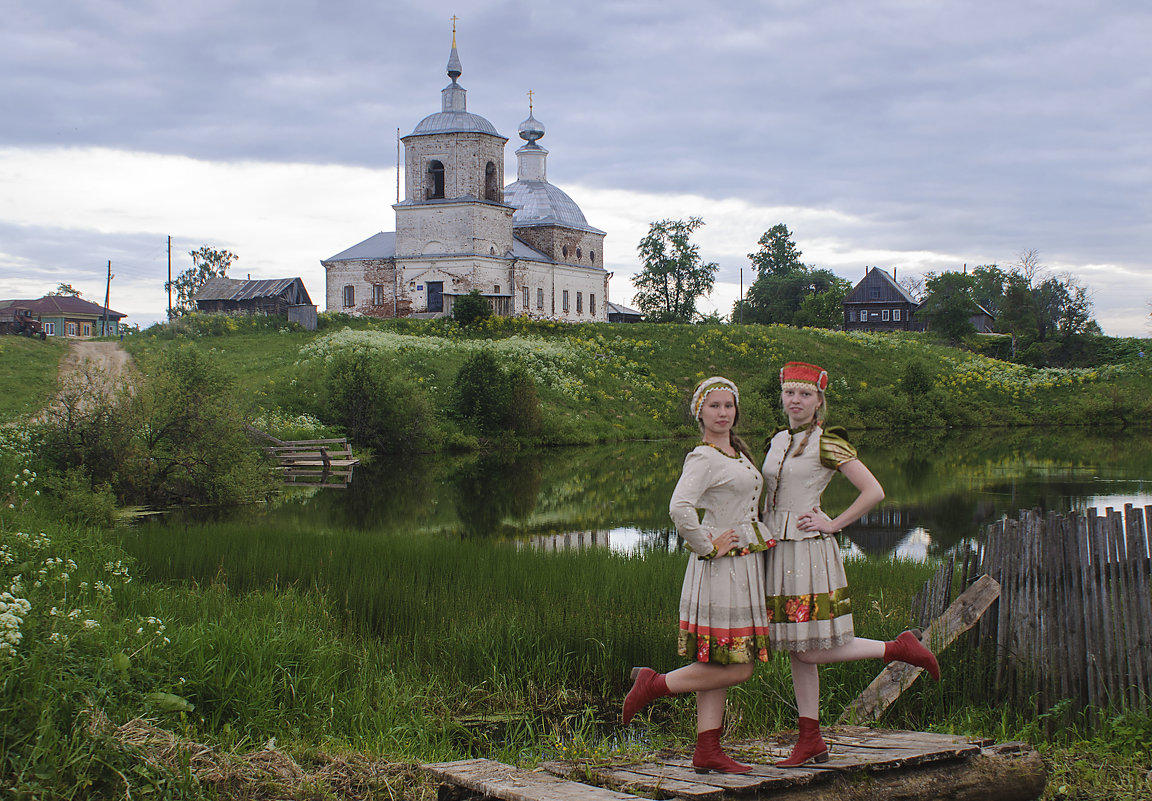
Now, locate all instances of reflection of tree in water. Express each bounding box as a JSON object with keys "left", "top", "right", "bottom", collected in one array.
[
  {"left": 451, "top": 451, "right": 543, "bottom": 537},
  {"left": 334, "top": 457, "right": 440, "bottom": 529}
]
